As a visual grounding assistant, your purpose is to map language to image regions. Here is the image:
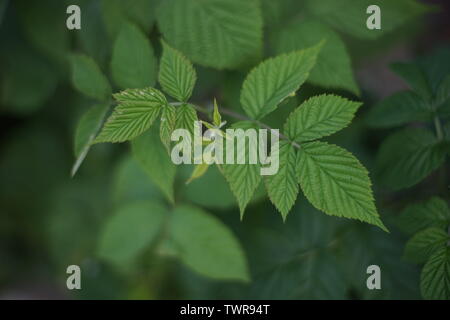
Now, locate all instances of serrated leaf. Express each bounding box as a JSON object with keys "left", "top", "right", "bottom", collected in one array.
[
  {"left": 297, "top": 141, "right": 386, "bottom": 230},
  {"left": 265, "top": 141, "right": 298, "bottom": 219},
  {"left": 111, "top": 22, "right": 157, "bottom": 89},
  {"left": 159, "top": 40, "right": 197, "bottom": 102},
  {"left": 221, "top": 121, "right": 261, "bottom": 217},
  {"left": 169, "top": 205, "right": 249, "bottom": 281},
  {"left": 157, "top": 0, "right": 263, "bottom": 69},
  {"left": 376, "top": 128, "right": 446, "bottom": 190},
  {"left": 175, "top": 103, "right": 198, "bottom": 136},
  {"left": 186, "top": 163, "right": 210, "bottom": 184},
  {"left": 366, "top": 91, "right": 431, "bottom": 128},
  {"left": 241, "top": 44, "right": 321, "bottom": 120},
  {"left": 98, "top": 201, "right": 167, "bottom": 265},
  {"left": 397, "top": 197, "right": 450, "bottom": 235},
  {"left": 274, "top": 19, "right": 359, "bottom": 94},
  {"left": 72, "top": 103, "right": 109, "bottom": 176},
  {"left": 131, "top": 126, "right": 176, "bottom": 203},
  {"left": 284, "top": 94, "right": 361, "bottom": 143},
  {"left": 94, "top": 88, "right": 167, "bottom": 143},
  {"left": 420, "top": 247, "right": 450, "bottom": 300},
  {"left": 160, "top": 104, "right": 177, "bottom": 153},
  {"left": 305, "top": 0, "right": 430, "bottom": 40},
  {"left": 70, "top": 54, "right": 111, "bottom": 101},
  {"left": 404, "top": 227, "right": 449, "bottom": 264}
]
